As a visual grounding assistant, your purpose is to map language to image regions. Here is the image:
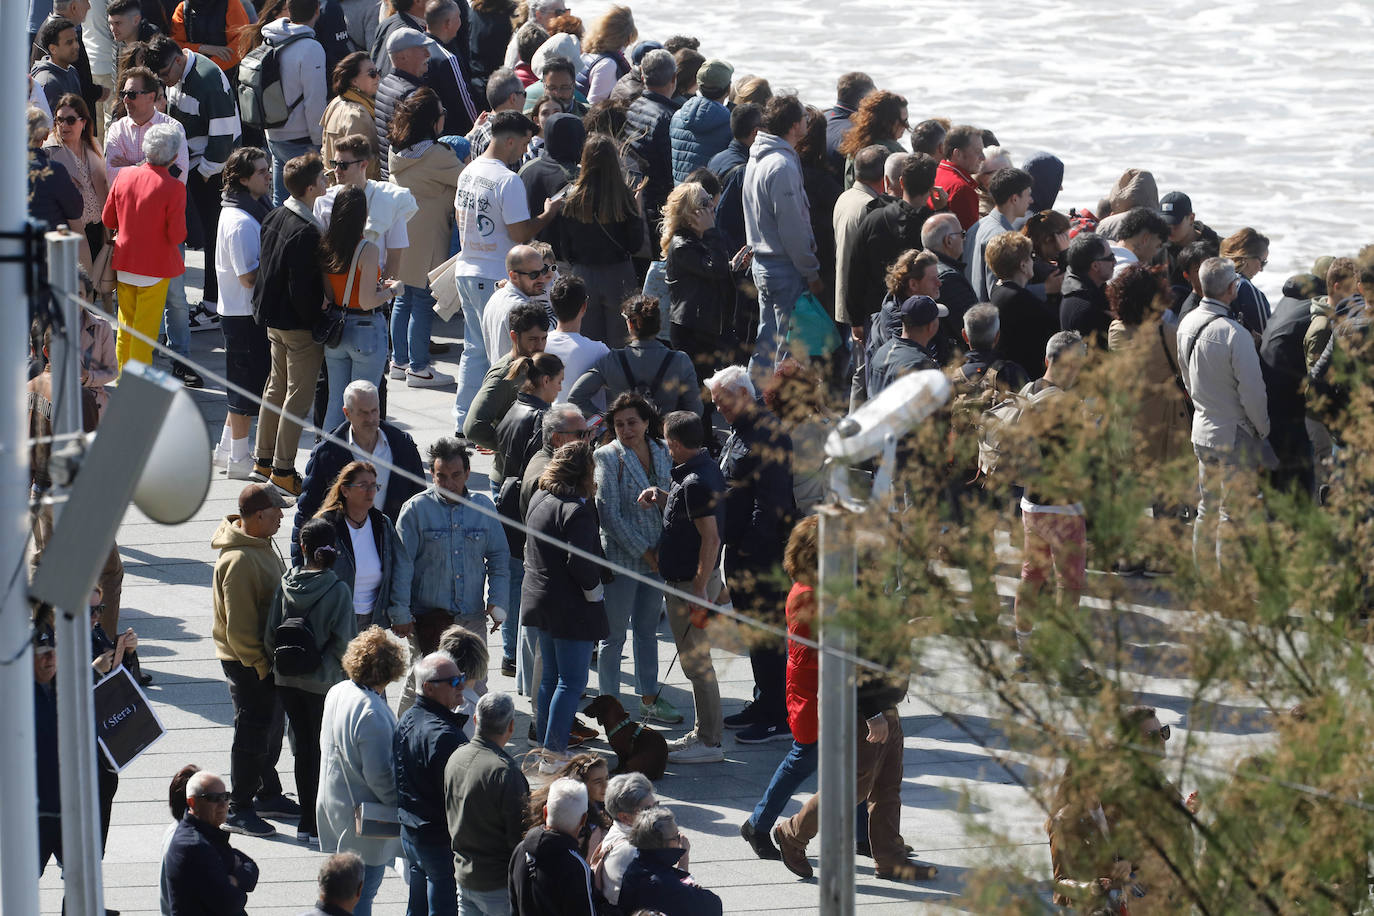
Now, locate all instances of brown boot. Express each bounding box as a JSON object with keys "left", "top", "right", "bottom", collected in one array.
[{"left": 772, "top": 825, "right": 813, "bottom": 879}]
